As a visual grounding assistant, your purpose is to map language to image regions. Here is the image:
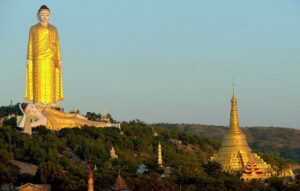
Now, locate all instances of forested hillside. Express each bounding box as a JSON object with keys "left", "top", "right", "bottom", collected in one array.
[
  {"left": 0, "top": 121, "right": 298, "bottom": 190},
  {"left": 158, "top": 123, "right": 300, "bottom": 163},
  {"left": 0, "top": 105, "right": 299, "bottom": 190}
]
